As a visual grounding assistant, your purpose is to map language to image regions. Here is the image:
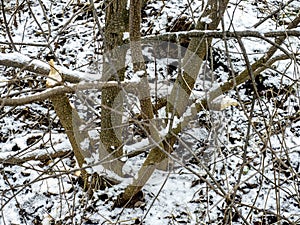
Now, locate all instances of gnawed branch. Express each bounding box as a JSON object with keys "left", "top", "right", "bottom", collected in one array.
[{"left": 0, "top": 52, "right": 93, "bottom": 83}]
